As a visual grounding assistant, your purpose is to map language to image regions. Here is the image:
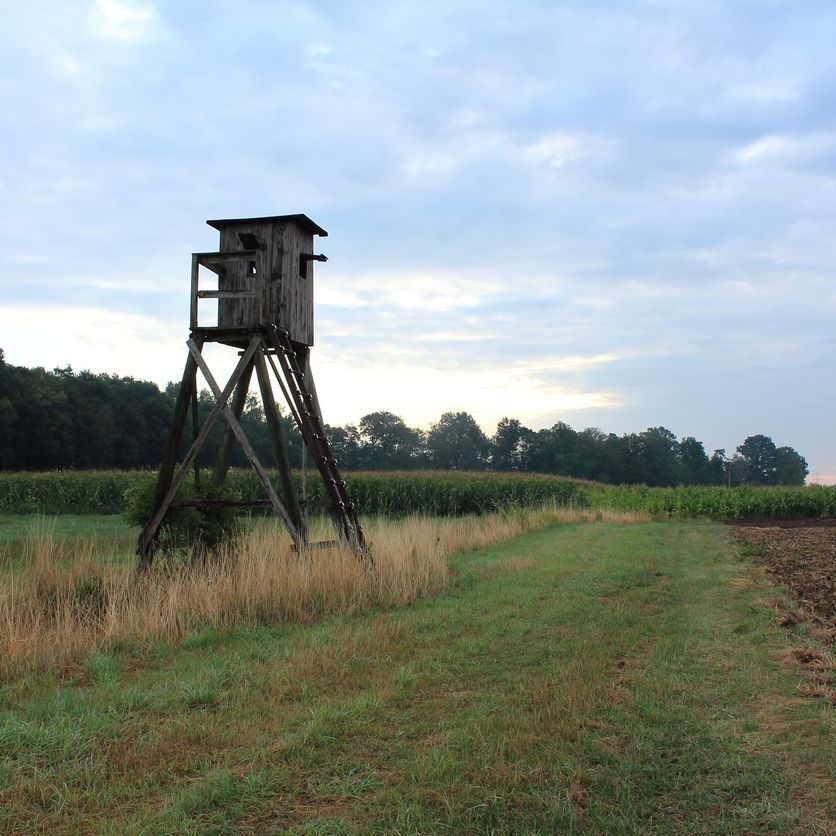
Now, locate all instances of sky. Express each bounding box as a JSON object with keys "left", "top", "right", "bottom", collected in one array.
[{"left": 0, "top": 0, "right": 834, "bottom": 482}]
